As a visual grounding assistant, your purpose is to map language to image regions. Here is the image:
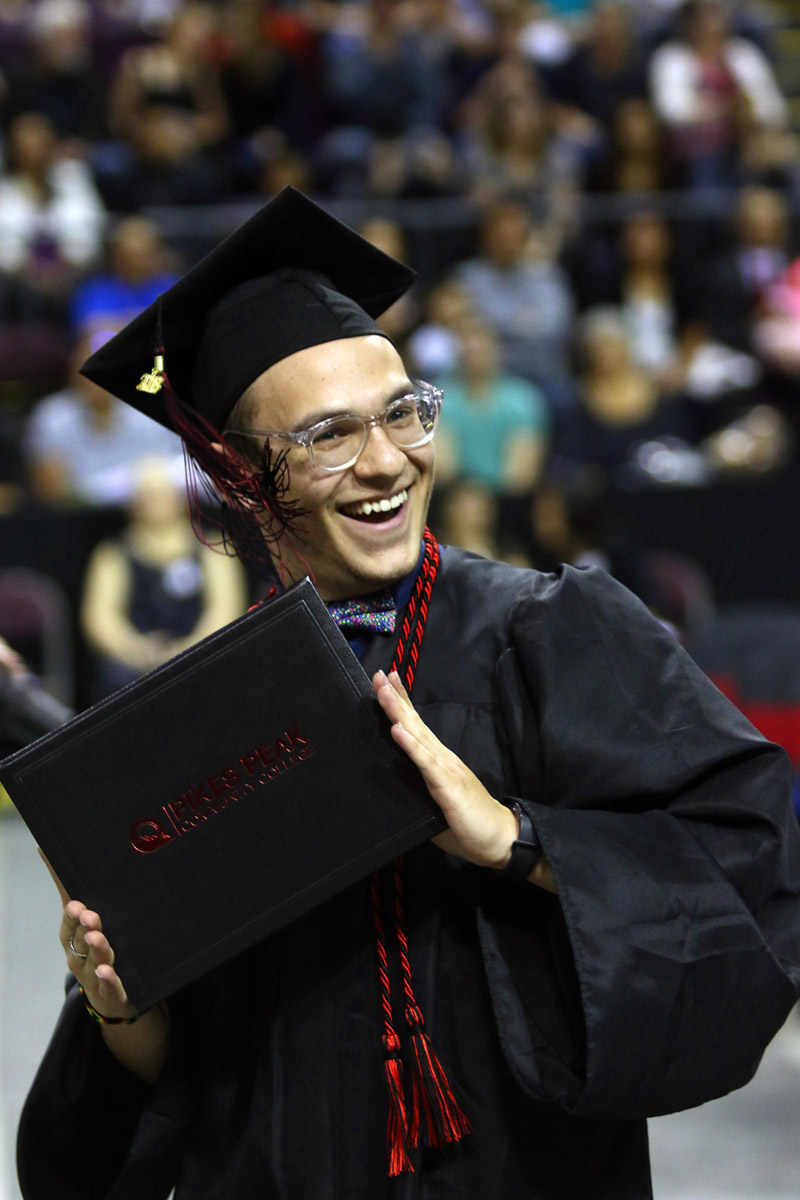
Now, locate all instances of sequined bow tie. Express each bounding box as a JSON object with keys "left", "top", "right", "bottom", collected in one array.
[{"left": 327, "top": 591, "right": 396, "bottom": 634}]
